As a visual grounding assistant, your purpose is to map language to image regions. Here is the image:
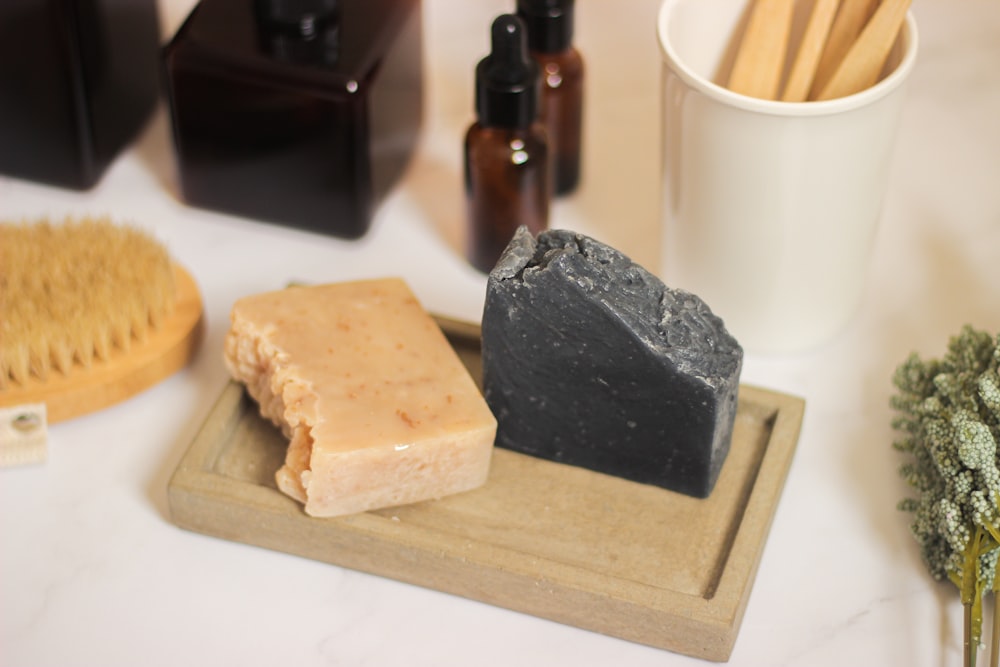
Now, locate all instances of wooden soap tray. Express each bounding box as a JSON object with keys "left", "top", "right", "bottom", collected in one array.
[{"left": 167, "top": 317, "right": 804, "bottom": 662}]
